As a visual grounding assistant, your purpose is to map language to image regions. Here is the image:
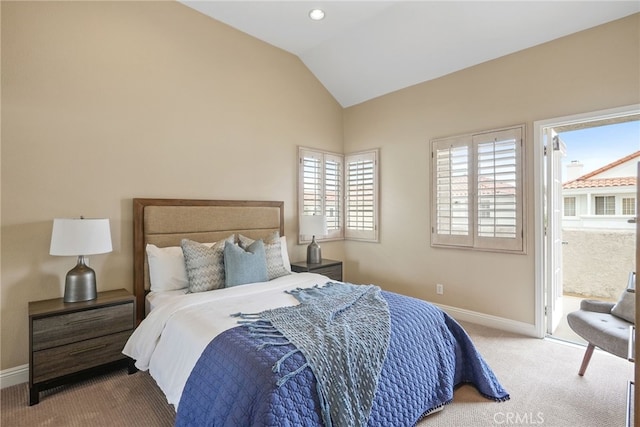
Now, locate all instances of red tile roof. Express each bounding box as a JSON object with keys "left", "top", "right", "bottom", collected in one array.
[
  {"left": 564, "top": 176, "right": 636, "bottom": 189},
  {"left": 563, "top": 150, "right": 640, "bottom": 190}
]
